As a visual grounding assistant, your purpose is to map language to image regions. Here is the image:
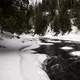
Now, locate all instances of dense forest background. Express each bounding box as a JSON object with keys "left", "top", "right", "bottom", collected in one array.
[{"left": 0, "top": 0, "right": 80, "bottom": 36}]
